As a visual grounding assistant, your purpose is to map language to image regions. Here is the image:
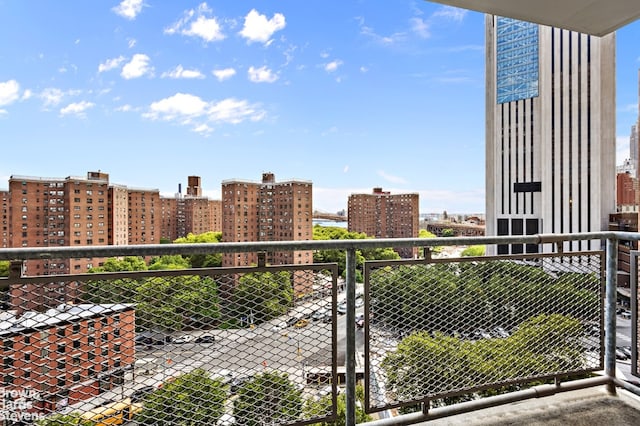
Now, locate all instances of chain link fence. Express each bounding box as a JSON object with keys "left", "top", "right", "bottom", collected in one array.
[
  {"left": 364, "top": 251, "right": 604, "bottom": 413},
  {"left": 1, "top": 262, "right": 339, "bottom": 425}
]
